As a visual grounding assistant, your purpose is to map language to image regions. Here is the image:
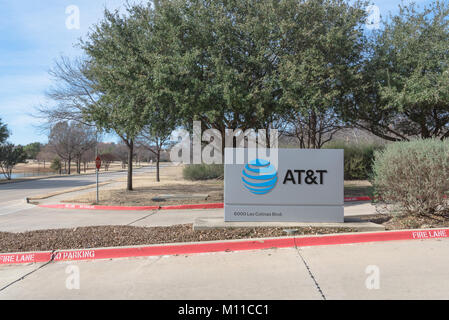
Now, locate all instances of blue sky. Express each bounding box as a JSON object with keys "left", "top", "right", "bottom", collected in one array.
[{"left": 0, "top": 0, "right": 434, "bottom": 145}]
